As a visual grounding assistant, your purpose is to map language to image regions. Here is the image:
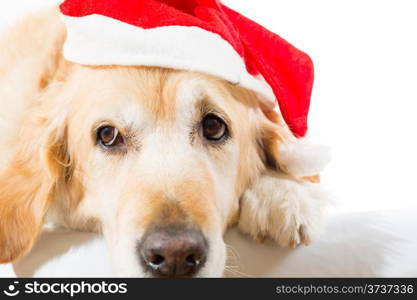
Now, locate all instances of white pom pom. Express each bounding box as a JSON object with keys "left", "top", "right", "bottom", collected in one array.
[{"left": 278, "top": 140, "right": 332, "bottom": 177}]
